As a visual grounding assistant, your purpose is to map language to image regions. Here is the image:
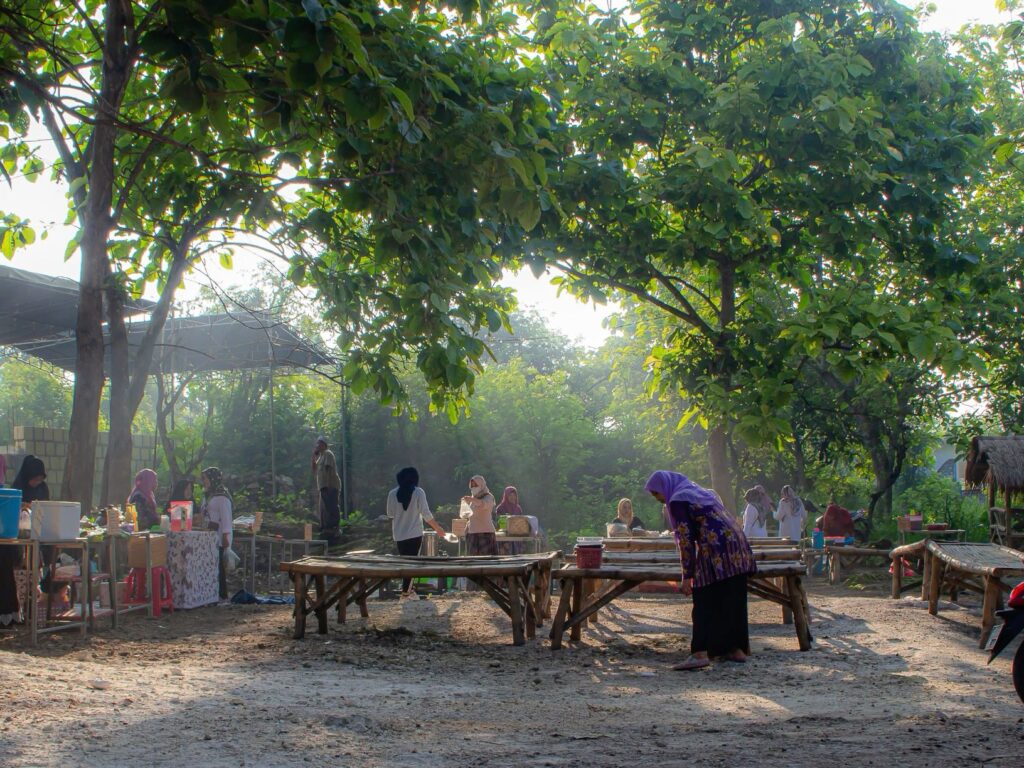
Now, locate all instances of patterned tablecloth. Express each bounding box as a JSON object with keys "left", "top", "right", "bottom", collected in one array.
[{"left": 166, "top": 531, "right": 219, "bottom": 609}]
